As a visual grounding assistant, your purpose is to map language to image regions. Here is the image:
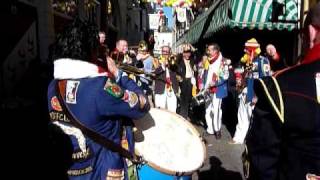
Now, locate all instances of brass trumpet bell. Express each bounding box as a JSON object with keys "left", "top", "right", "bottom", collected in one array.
[
  {"left": 168, "top": 54, "right": 178, "bottom": 71},
  {"left": 138, "top": 40, "right": 148, "bottom": 51}
]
